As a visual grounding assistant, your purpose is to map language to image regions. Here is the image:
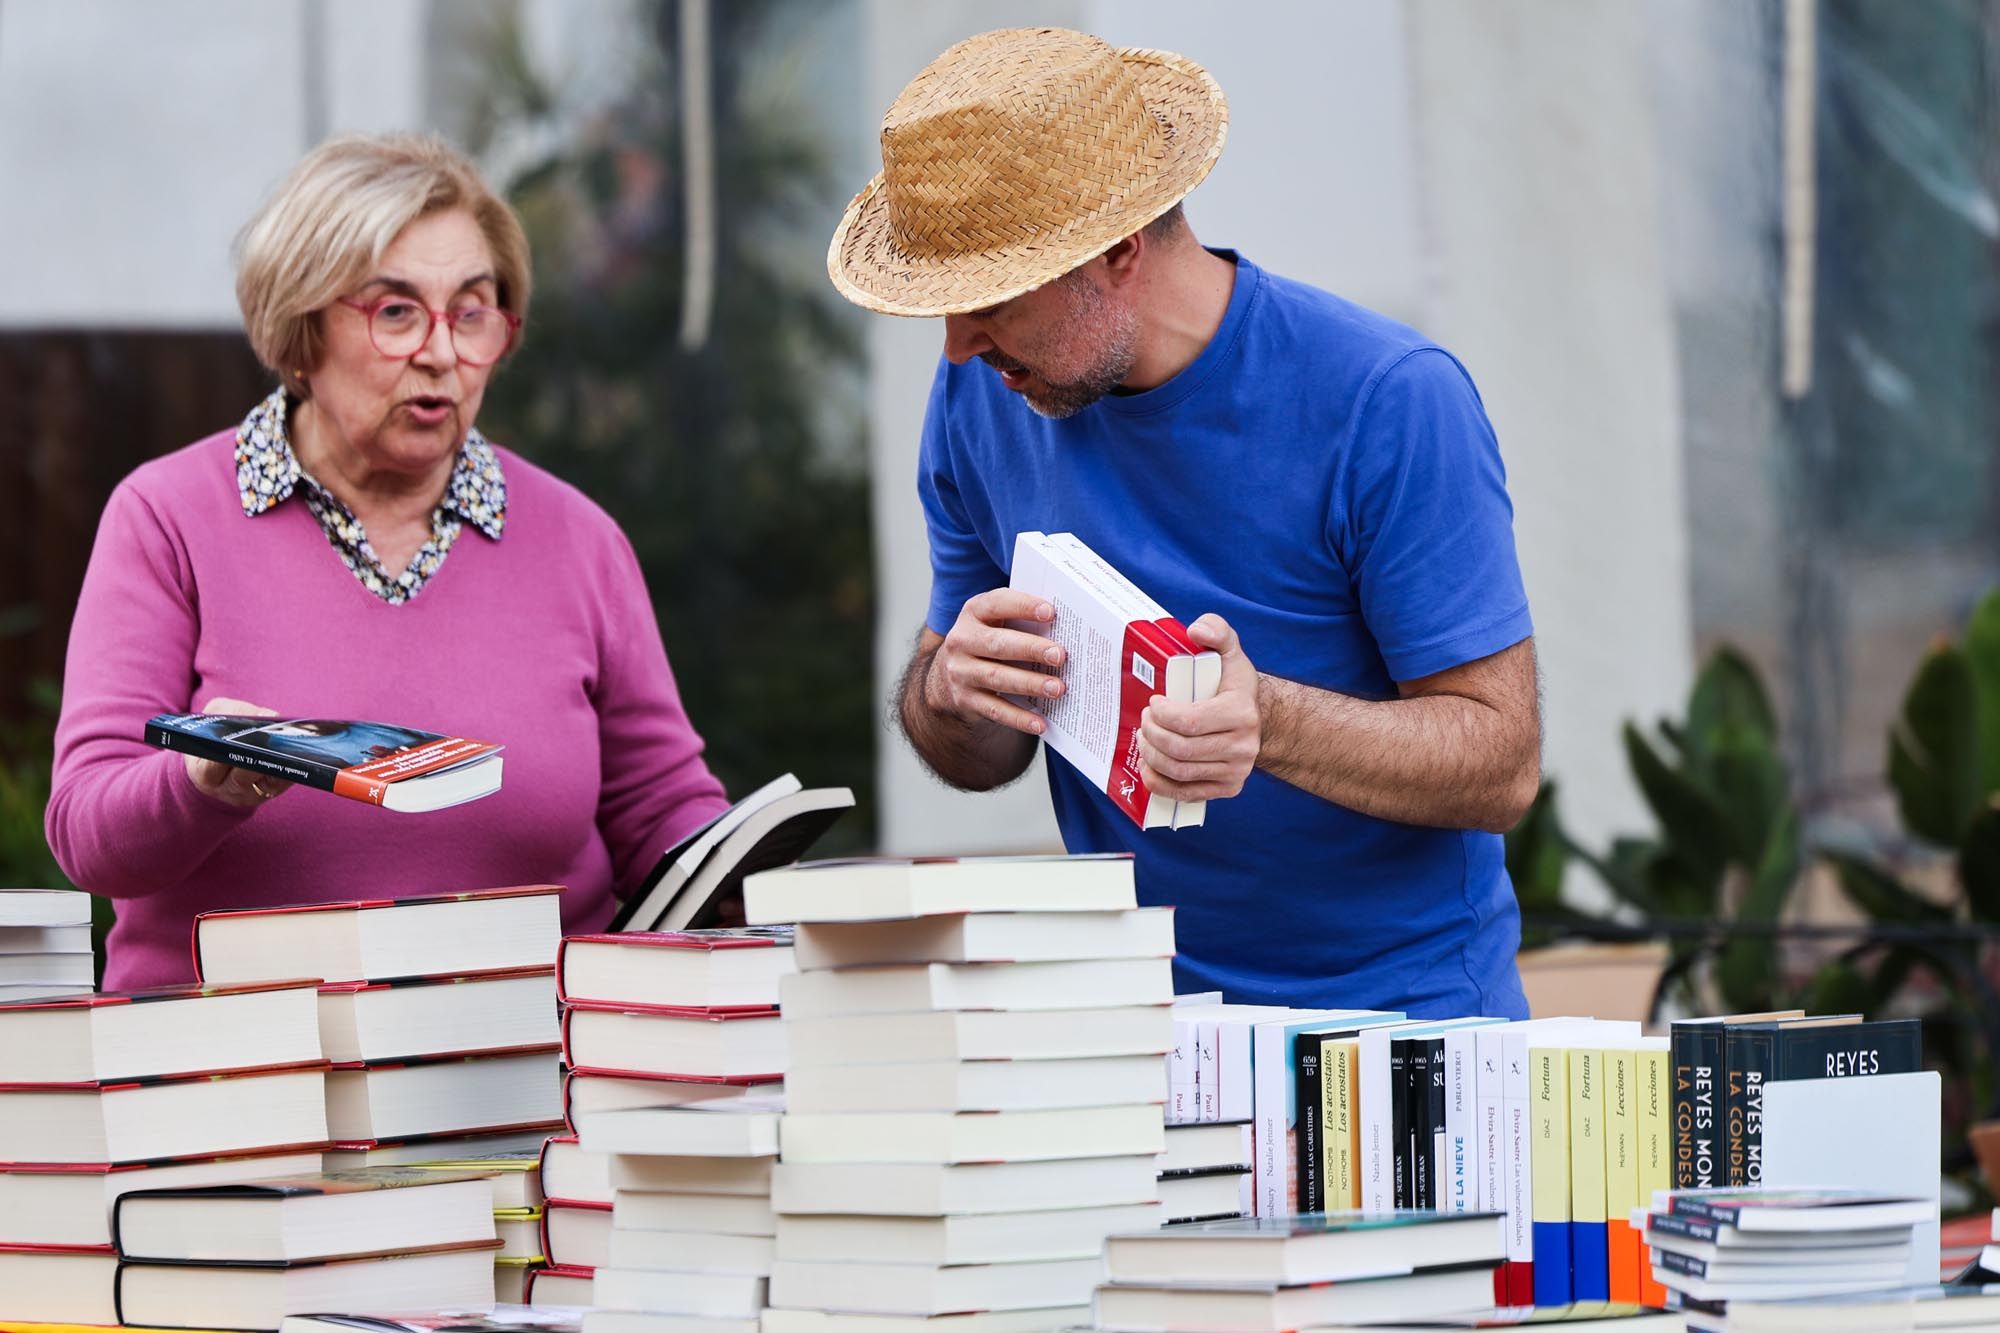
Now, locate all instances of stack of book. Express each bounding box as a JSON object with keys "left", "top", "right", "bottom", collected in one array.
[
  {"left": 108, "top": 1166, "right": 502, "bottom": 1330},
  {"left": 404, "top": 1146, "right": 549, "bottom": 1302},
  {"left": 1705, "top": 1283, "right": 2000, "bottom": 1331},
  {"left": 1639, "top": 1189, "right": 1931, "bottom": 1327},
  {"left": 0, "top": 979, "right": 332, "bottom": 1322},
  {"left": 536, "top": 926, "right": 793, "bottom": 1307},
  {"left": 1090, "top": 1211, "right": 1508, "bottom": 1330},
  {"left": 577, "top": 1095, "right": 785, "bottom": 1333},
  {"left": 0, "top": 887, "right": 95, "bottom": 1001},
  {"left": 744, "top": 853, "right": 1174, "bottom": 1331},
  {"left": 1159, "top": 1120, "right": 1253, "bottom": 1224},
  {"left": 195, "top": 885, "right": 567, "bottom": 1299}
]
